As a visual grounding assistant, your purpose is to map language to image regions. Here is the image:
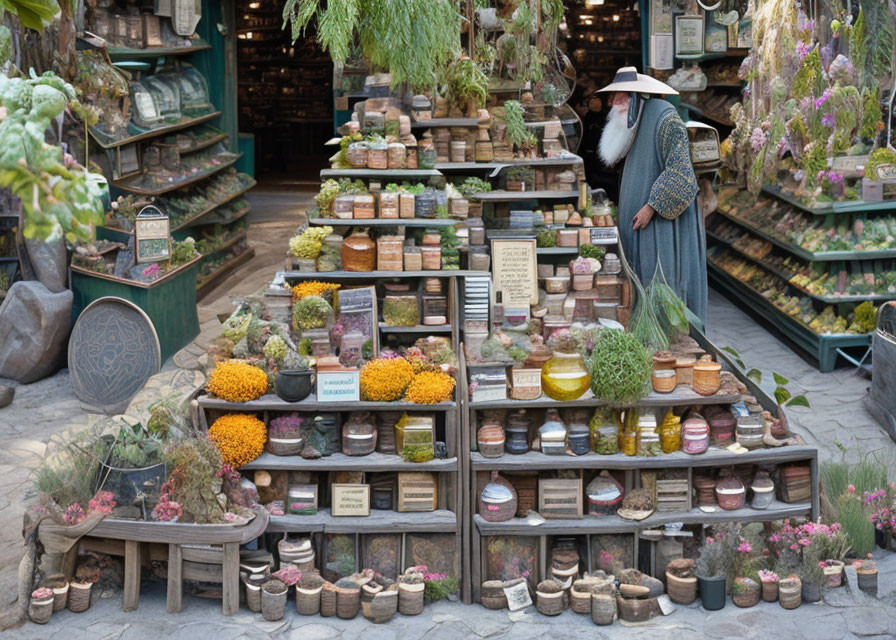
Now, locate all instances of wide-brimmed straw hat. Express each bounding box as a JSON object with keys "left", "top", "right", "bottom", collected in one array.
[{"left": 597, "top": 66, "right": 678, "bottom": 96}]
